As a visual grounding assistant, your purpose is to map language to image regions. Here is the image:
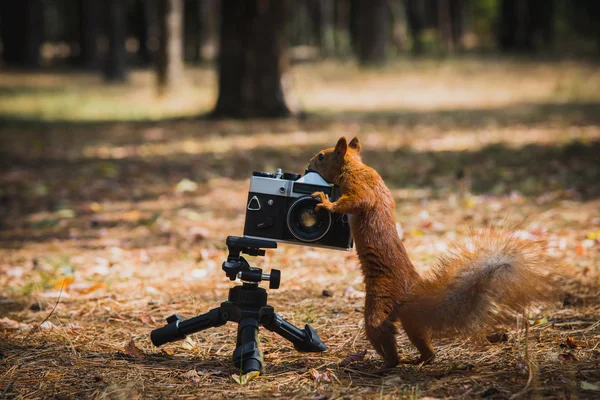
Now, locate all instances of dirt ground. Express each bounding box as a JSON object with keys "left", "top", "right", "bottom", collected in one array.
[{"left": 1, "top": 59, "right": 599, "bottom": 399}]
